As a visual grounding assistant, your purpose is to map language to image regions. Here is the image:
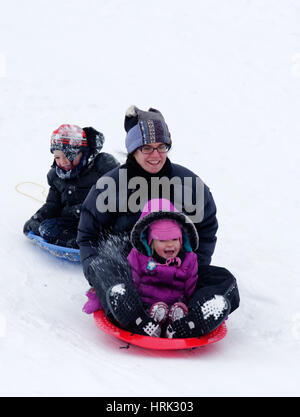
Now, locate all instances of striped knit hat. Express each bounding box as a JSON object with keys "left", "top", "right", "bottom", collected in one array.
[
  {"left": 124, "top": 106, "right": 172, "bottom": 154},
  {"left": 50, "top": 124, "right": 89, "bottom": 162}
]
